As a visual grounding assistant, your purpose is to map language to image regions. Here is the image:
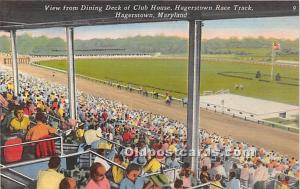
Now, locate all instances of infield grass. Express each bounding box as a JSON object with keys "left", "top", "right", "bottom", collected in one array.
[{"left": 38, "top": 57, "right": 299, "bottom": 105}]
